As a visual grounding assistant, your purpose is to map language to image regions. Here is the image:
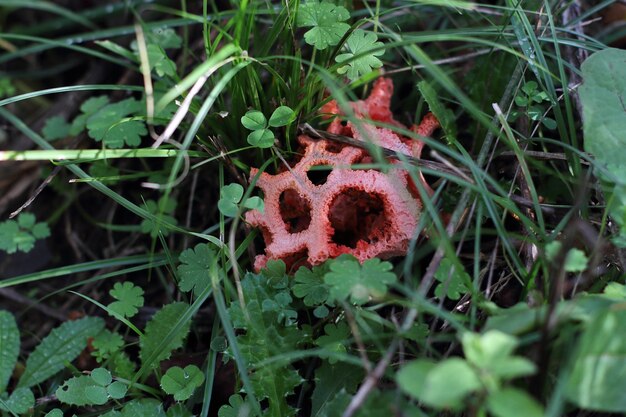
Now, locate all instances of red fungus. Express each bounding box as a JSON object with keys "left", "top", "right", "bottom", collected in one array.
[{"left": 245, "top": 78, "right": 440, "bottom": 272}]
